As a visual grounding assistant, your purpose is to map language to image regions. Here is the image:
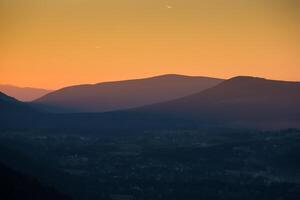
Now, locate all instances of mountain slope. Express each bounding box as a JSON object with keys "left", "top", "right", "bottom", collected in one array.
[
  {"left": 0, "top": 84, "right": 52, "bottom": 102},
  {"left": 34, "top": 74, "right": 223, "bottom": 113},
  {"left": 136, "top": 76, "right": 300, "bottom": 128},
  {"left": 0, "top": 163, "right": 70, "bottom": 200},
  {"left": 0, "top": 92, "right": 36, "bottom": 113},
  {"left": 0, "top": 92, "right": 40, "bottom": 130},
  {"left": 0, "top": 91, "right": 196, "bottom": 131}
]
